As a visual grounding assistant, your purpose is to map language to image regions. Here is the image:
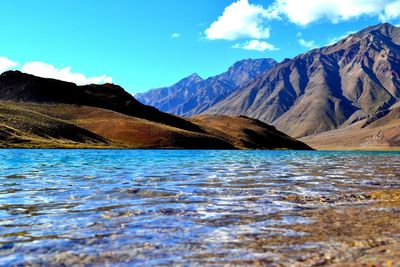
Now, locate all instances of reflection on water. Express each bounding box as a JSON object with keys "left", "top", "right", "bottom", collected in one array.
[{"left": 0, "top": 150, "right": 399, "bottom": 265}]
